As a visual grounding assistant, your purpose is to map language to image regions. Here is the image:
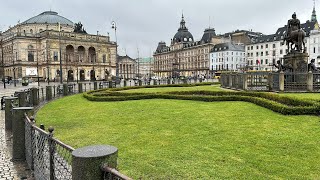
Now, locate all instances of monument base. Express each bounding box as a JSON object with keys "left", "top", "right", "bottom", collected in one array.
[{"left": 283, "top": 52, "right": 309, "bottom": 73}]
